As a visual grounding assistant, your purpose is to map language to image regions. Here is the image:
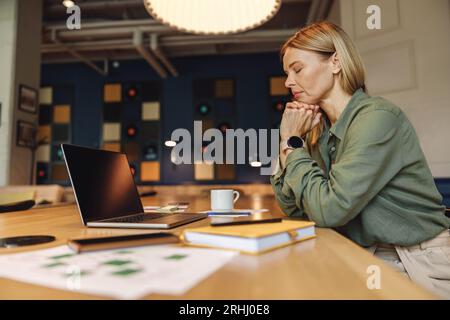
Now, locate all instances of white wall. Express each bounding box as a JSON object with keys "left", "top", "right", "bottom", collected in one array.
[
  {"left": 0, "top": 0, "right": 42, "bottom": 186},
  {"left": 9, "top": 0, "right": 42, "bottom": 185},
  {"left": 338, "top": 0, "right": 450, "bottom": 177},
  {"left": 327, "top": 0, "right": 341, "bottom": 25},
  {"left": 0, "top": 0, "right": 17, "bottom": 186}
]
